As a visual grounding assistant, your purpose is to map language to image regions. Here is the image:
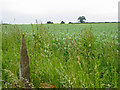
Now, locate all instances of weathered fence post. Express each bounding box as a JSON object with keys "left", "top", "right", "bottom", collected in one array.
[{"left": 19, "top": 35, "right": 30, "bottom": 88}]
